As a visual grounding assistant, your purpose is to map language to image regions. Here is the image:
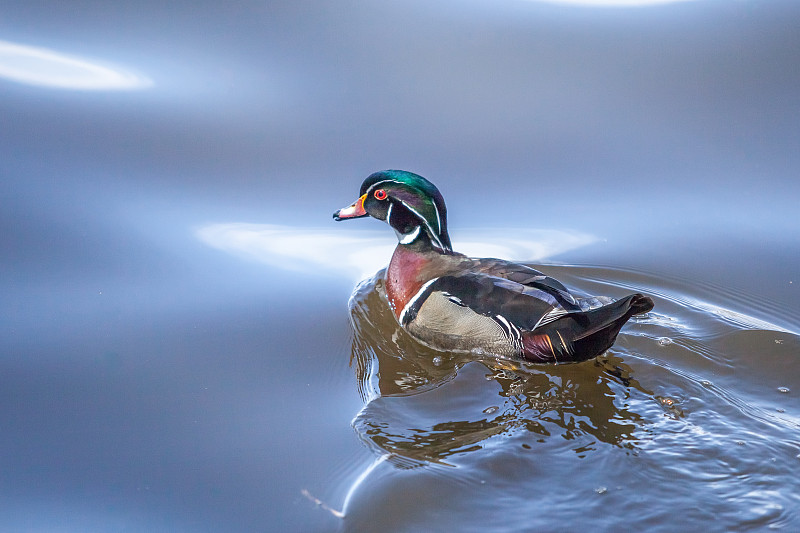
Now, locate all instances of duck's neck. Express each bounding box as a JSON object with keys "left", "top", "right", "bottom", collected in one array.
[{"left": 385, "top": 243, "right": 444, "bottom": 320}]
